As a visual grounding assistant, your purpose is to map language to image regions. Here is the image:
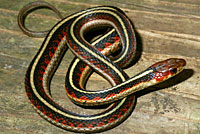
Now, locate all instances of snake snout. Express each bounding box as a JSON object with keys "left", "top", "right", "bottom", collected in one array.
[
  {"left": 167, "top": 58, "right": 186, "bottom": 75},
  {"left": 174, "top": 58, "right": 186, "bottom": 68},
  {"left": 169, "top": 59, "right": 186, "bottom": 75}
]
